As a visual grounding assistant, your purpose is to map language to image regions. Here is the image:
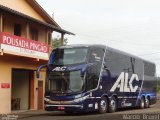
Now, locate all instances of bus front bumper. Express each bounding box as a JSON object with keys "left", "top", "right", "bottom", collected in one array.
[{"left": 45, "top": 104, "right": 84, "bottom": 111}]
